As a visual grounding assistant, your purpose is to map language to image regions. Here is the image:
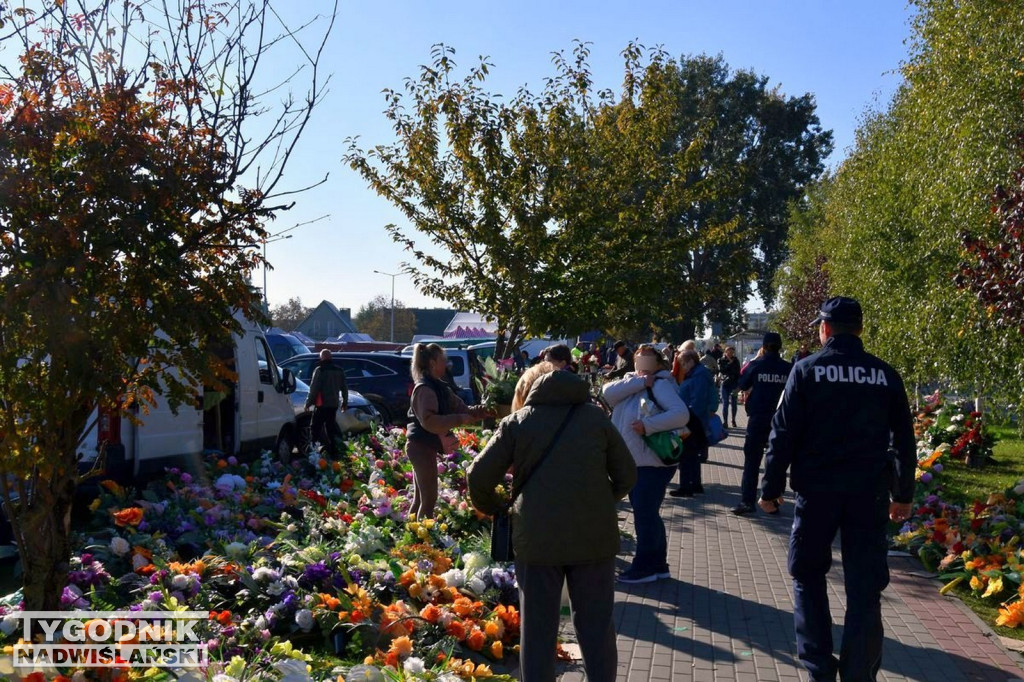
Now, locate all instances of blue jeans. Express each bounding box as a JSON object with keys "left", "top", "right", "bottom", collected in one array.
[
  {"left": 627, "top": 466, "right": 677, "bottom": 574},
  {"left": 721, "top": 384, "right": 739, "bottom": 424}
]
